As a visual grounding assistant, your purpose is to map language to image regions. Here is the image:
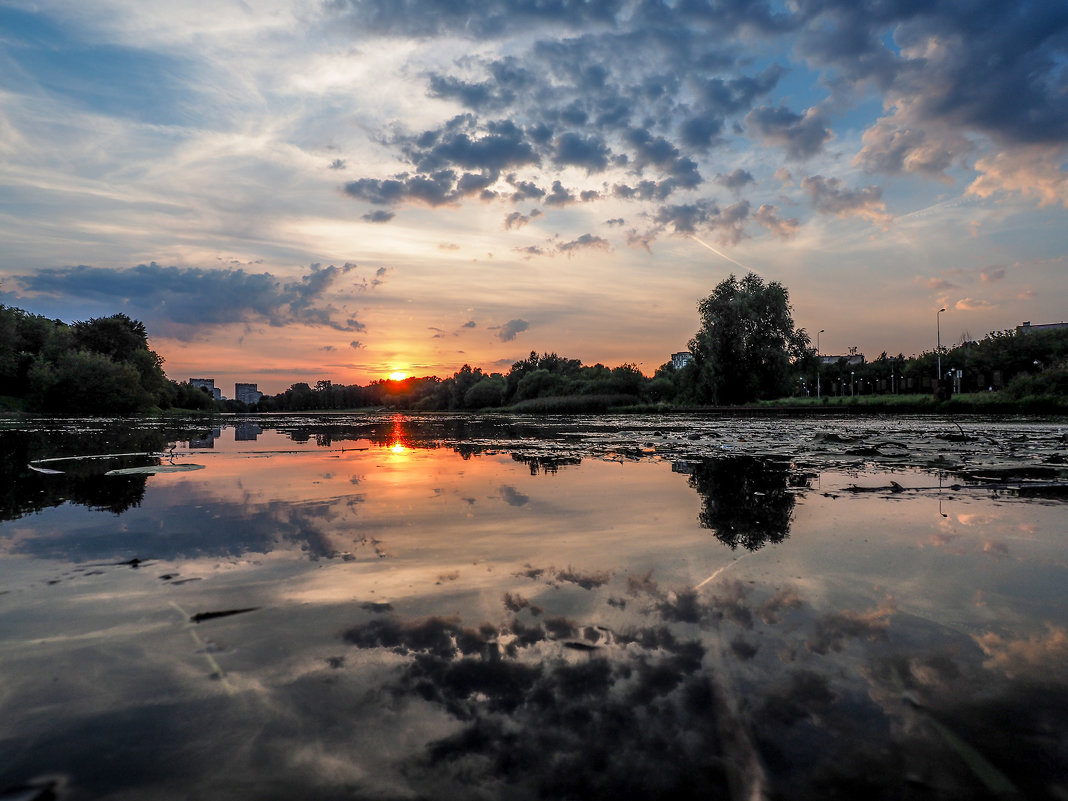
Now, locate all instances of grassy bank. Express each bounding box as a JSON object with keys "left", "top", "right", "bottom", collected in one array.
[{"left": 756, "top": 391, "right": 1068, "bottom": 415}]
